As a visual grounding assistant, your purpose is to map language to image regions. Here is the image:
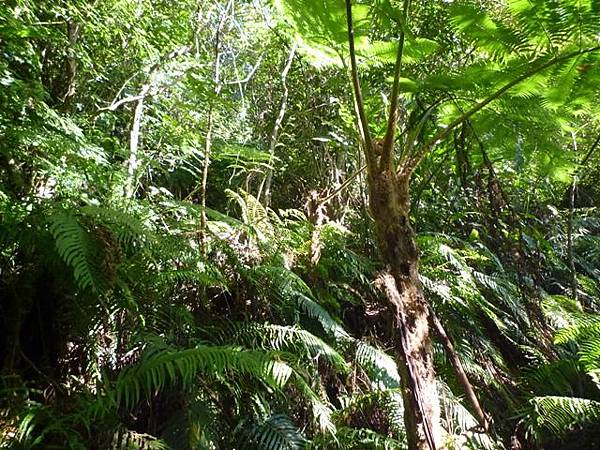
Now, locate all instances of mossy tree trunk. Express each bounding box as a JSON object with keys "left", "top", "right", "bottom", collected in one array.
[{"left": 369, "top": 168, "right": 443, "bottom": 449}]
